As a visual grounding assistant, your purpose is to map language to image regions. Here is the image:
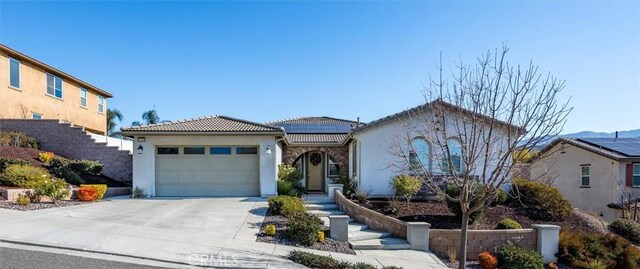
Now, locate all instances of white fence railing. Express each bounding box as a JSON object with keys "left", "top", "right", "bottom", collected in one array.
[{"left": 88, "top": 133, "right": 133, "bottom": 153}]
